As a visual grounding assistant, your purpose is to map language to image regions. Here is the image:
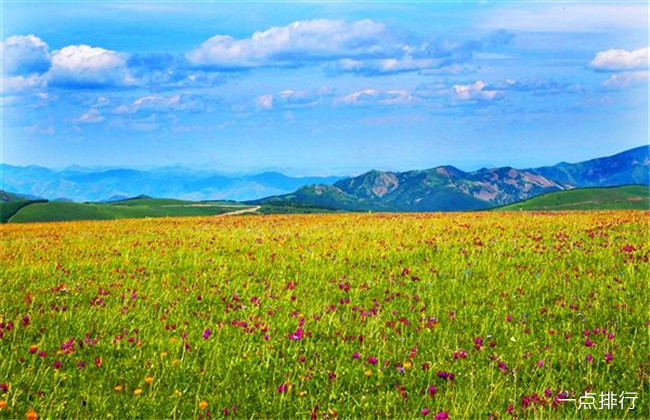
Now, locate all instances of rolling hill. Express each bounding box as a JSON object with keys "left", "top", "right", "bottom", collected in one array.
[{"left": 495, "top": 185, "right": 649, "bottom": 211}]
